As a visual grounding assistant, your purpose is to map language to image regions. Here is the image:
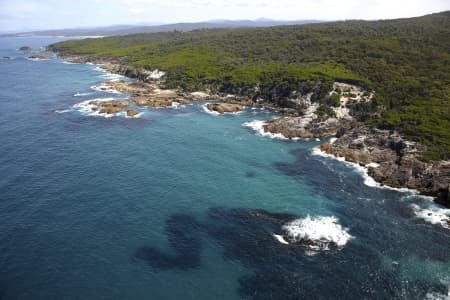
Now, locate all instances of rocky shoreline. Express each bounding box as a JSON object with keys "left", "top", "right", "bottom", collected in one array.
[
  {"left": 320, "top": 126, "right": 450, "bottom": 207},
  {"left": 55, "top": 54, "right": 266, "bottom": 106},
  {"left": 53, "top": 52, "right": 449, "bottom": 209}
]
